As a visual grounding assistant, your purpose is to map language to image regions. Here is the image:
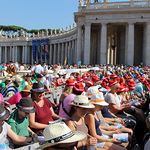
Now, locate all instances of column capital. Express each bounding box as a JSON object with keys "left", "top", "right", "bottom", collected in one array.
[
  {"left": 101, "top": 22, "right": 108, "bottom": 27},
  {"left": 127, "top": 21, "right": 135, "bottom": 25},
  {"left": 84, "top": 22, "right": 91, "bottom": 26}
]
